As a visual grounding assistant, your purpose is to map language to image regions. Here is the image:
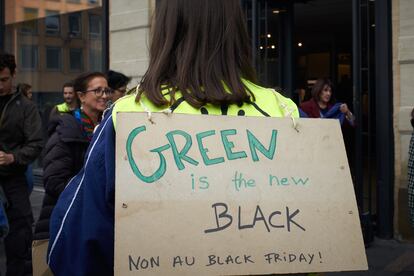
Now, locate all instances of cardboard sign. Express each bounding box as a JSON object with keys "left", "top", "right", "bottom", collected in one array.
[
  {"left": 32, "top": 240, "right": 53, "bottom": 276},
  {"left": 115, "top": 113, "right": 367, "bottom": 275}
]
